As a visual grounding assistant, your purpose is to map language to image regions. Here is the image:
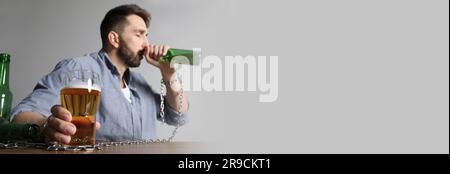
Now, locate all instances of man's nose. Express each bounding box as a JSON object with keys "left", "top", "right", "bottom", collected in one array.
[
  {"left": 141, "top": 43, "right": 148, "bottom": 50},
  {"left": 142, "top": 41, "right": 149, "bottom": 48}
]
